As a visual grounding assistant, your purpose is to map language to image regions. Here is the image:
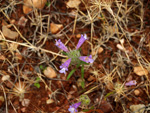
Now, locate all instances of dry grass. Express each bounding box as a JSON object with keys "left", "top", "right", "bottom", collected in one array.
[{"left": 0, "top": 0, "right": 150, "bottom": 112}]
